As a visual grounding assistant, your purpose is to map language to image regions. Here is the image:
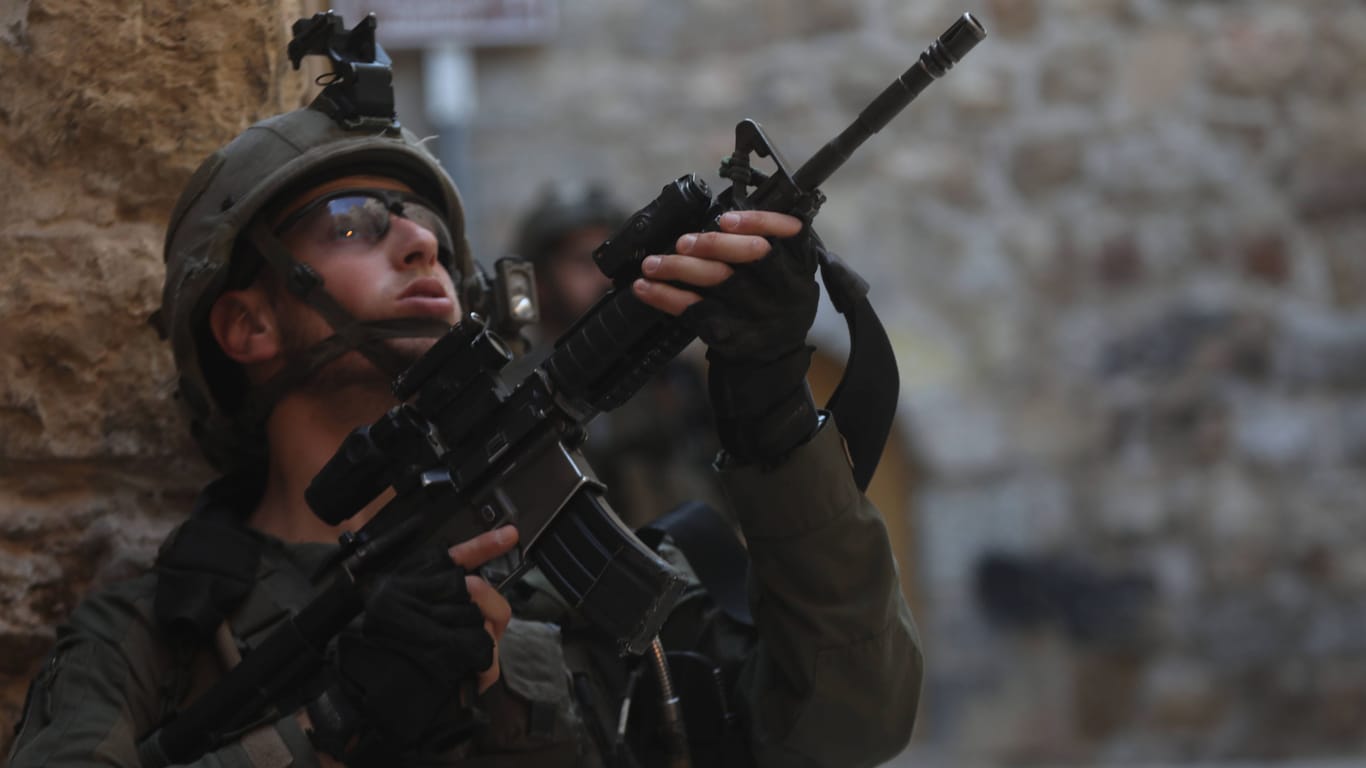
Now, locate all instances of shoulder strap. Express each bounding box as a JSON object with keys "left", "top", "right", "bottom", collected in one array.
[
  {"left": 154, "top": 474, "right": 265, "bottom": 640},
  {"left": 817, "top": 250, "right": 899, "bottom": 492}
]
